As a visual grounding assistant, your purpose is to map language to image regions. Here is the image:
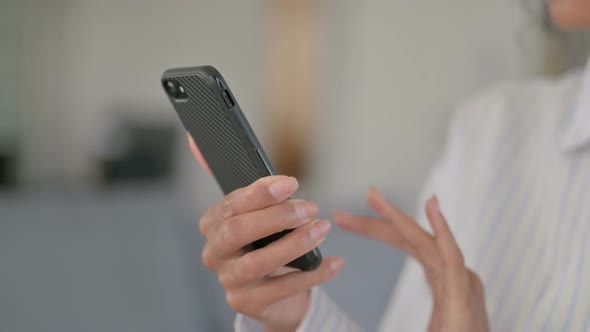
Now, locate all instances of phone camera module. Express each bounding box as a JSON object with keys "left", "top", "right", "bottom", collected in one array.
[
  {"left": 166, "top": 81, "right": 178, "bottom": 97},
  {"left": 164, "top": 80, "right": 187, "bottom": 100}
]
